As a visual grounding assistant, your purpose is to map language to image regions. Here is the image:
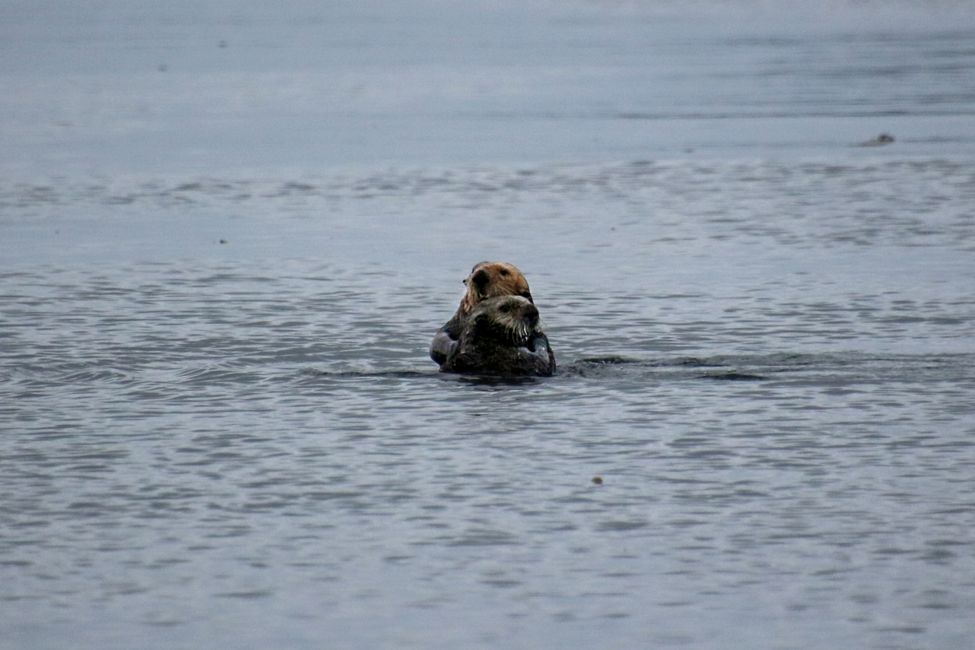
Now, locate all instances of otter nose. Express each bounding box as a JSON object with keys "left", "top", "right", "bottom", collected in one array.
[
  {"left": 470, "top": 268, "right": 490, "bottom": 291},
  {"left": 523, "top": 303, "right": 539, "bottom": 324}
]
